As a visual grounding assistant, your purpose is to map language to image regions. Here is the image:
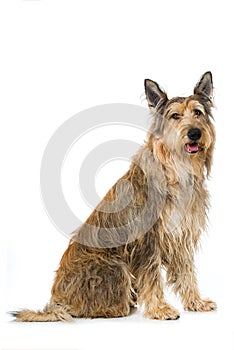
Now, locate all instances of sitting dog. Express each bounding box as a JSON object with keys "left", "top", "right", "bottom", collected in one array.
[{"left": 12, "top": 72, "right": 217, "bottom": 321}]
